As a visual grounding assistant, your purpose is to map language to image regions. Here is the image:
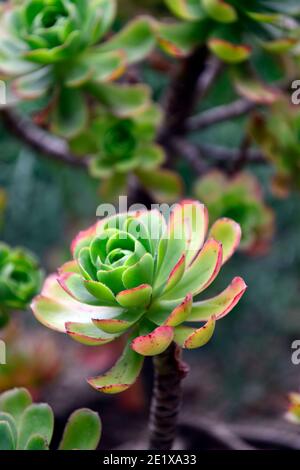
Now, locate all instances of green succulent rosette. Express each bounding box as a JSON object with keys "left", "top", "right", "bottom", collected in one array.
[
  {"left": 158, "top": 0, "right": 300, "bottom": 63},
  {"left": 69, "top": 103, "right": 181, "bottom": 202},
  {"left": 0, "top": 242, "right": 43, "bottom": 325},
  {"left": 0, "top": 387, "right": 101, "bottom": 450},
  {"left": 32, "top": 200, "right": 246, "bottom": 394},
  {"left": 0, "top": 0, "right": 156, "bottom": 137},
  {"left": 250, "top": 99, "right": 300, "bottom": 196},
  {"left": 194, "top": 171, "right": 274, "bottom": 254}
]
